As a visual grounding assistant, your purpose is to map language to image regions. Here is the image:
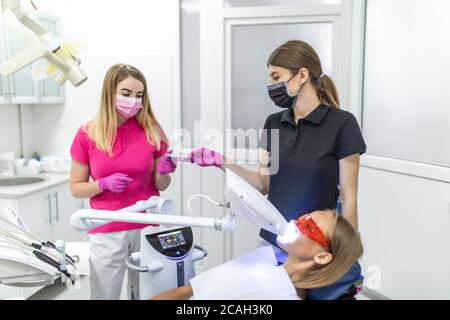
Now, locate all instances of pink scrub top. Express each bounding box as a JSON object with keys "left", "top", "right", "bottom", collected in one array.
[{"left": 70, "top": 117, "right": 168, "bottom": 234}]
